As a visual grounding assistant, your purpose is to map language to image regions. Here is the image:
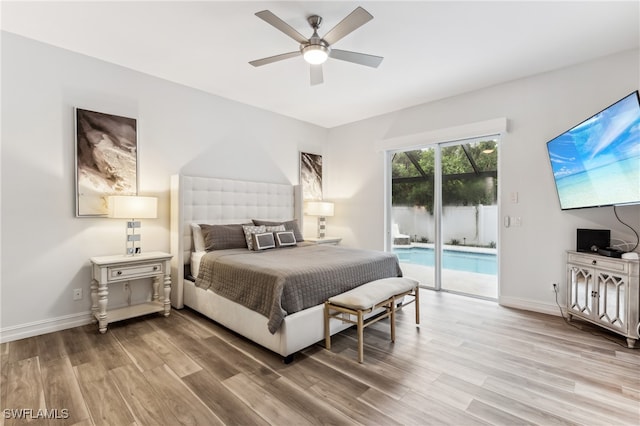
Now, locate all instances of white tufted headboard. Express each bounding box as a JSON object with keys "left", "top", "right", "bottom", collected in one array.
[{"left": 169, "top": 175, "right": 301, "bottom": 308}]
